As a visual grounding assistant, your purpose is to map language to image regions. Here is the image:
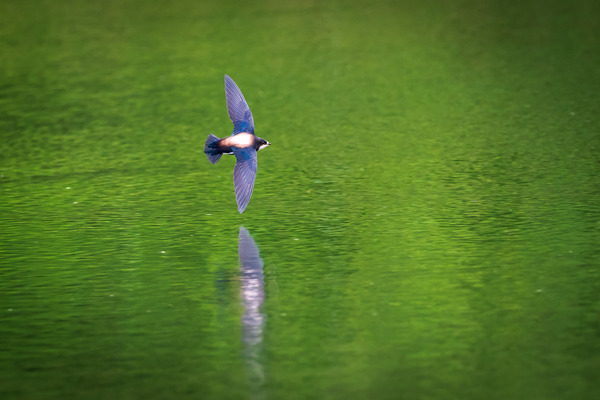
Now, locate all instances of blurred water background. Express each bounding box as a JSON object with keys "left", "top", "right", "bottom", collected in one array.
[{"left": 1, "top": 0, "right": 599, "bottom": 399}]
